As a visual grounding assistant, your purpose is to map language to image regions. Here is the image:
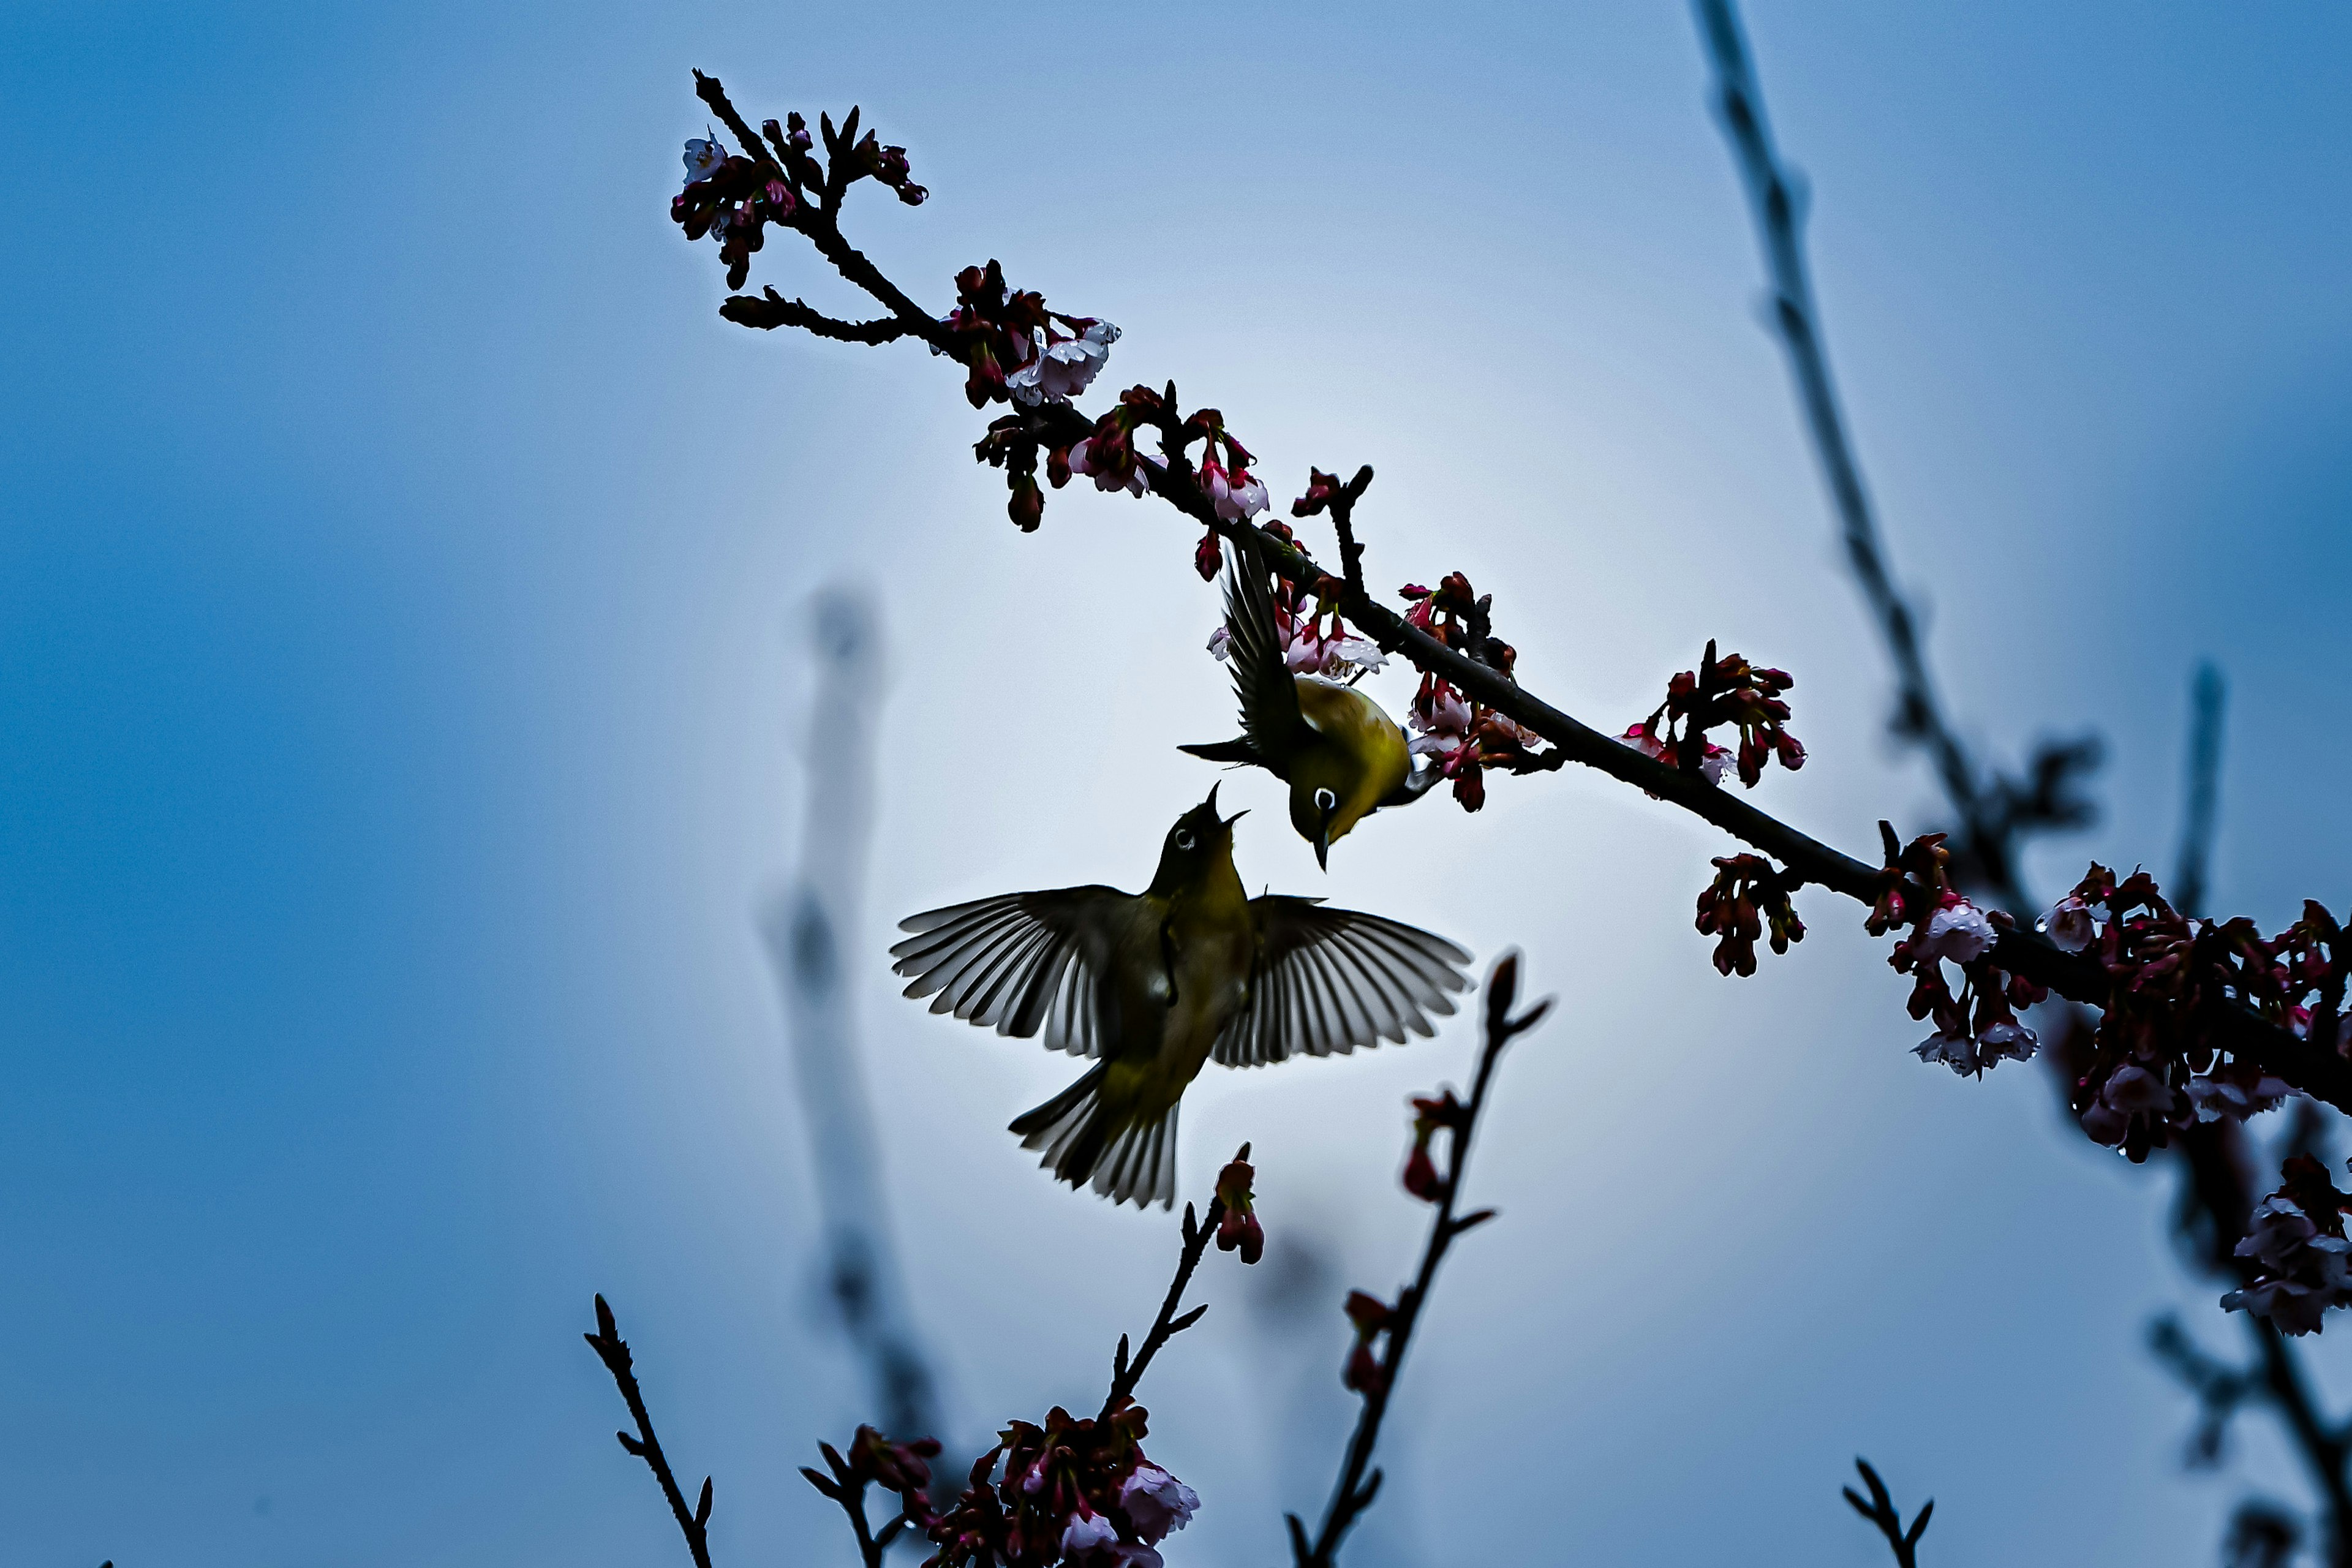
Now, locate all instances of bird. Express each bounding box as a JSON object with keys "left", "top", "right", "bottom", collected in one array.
[
  {"left": 1180, "top": 530, "right": 1438, "bottom": 868},
  {"left": 889, "top": 786, "right": 1472, "bottom": 1208}
]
